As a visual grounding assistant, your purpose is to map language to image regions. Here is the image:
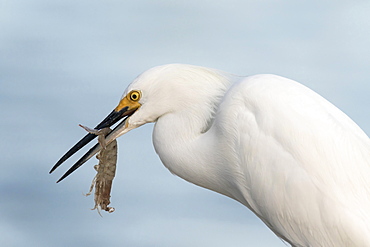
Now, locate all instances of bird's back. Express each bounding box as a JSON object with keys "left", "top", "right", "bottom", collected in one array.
[{"left": 215, "top": 74, "right": 370, "bottom": 246}]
